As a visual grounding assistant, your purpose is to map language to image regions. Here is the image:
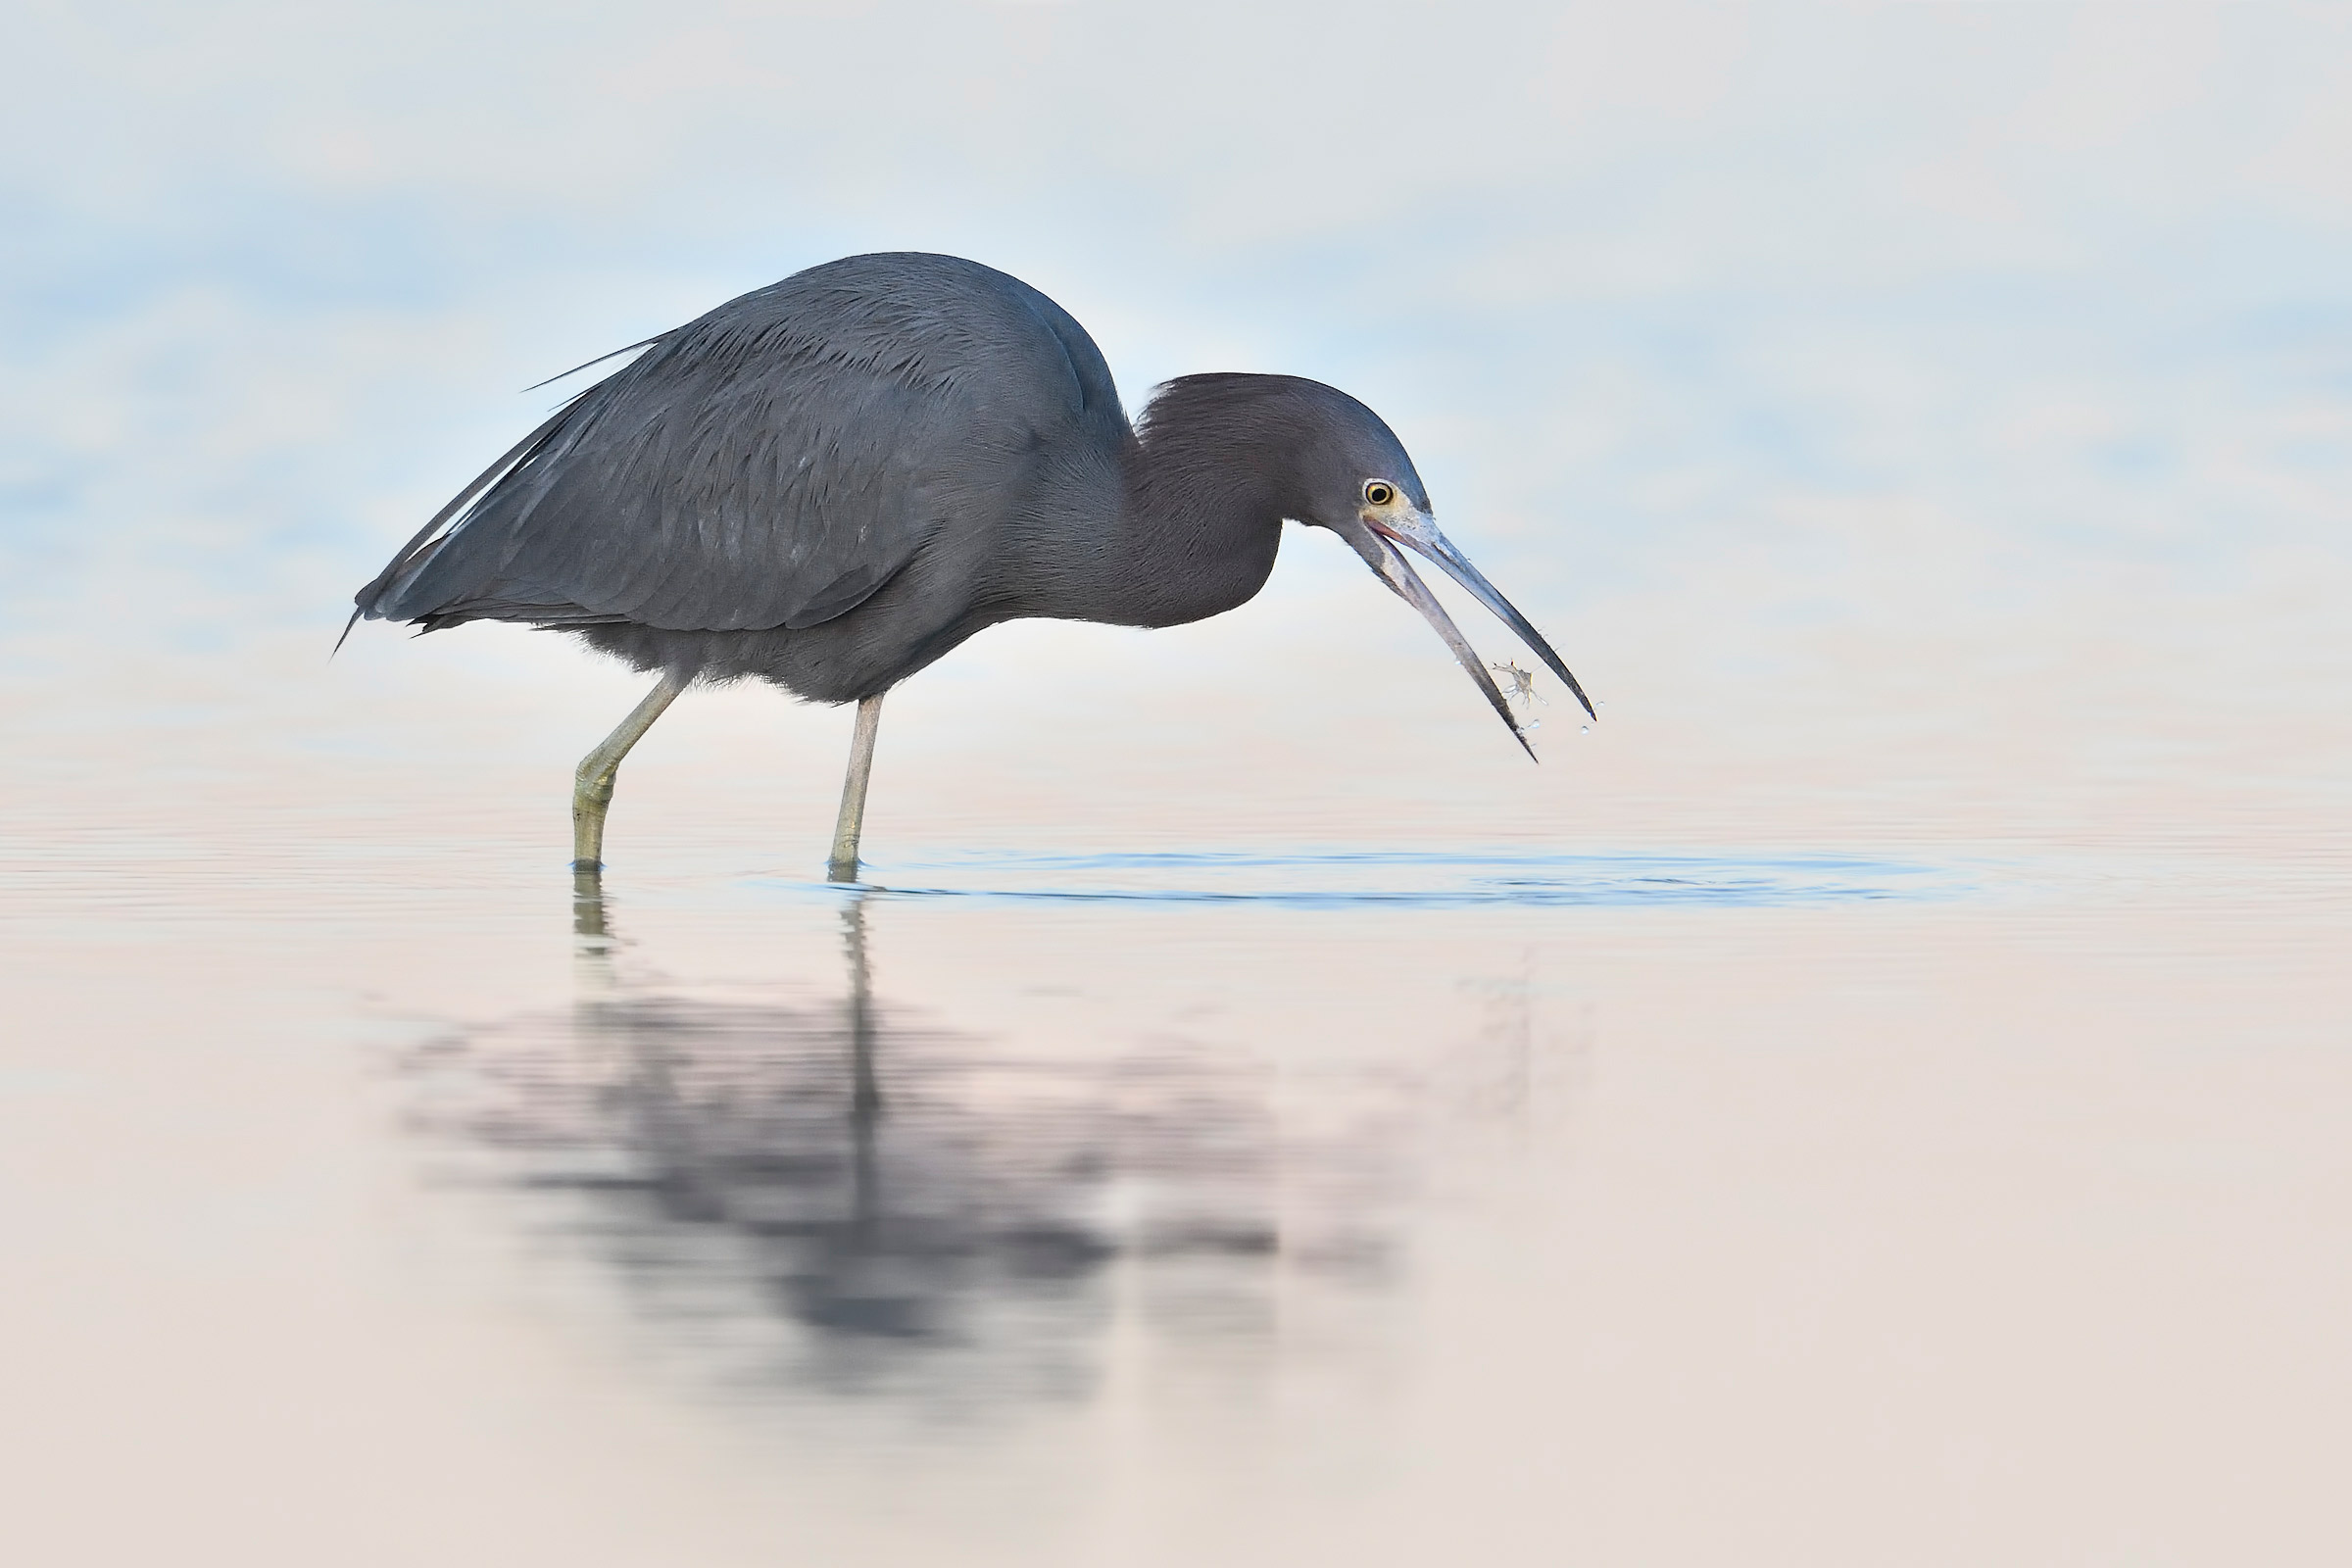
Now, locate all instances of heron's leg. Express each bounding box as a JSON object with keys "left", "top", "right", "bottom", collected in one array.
[
  {"left": 827, "top": 693, "right": 887, "bottom": 883},
  {"left": 572, "top": 672, "right": 688, "bottom": 871}
]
